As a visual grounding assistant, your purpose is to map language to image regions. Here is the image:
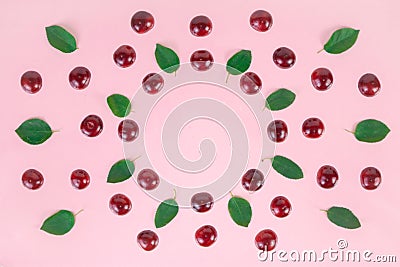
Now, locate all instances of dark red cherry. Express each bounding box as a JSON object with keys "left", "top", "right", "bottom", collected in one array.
[
  {"left": 358, "top": 73, "right": 381, "bottom": 97},
  {"left": 240, "top": 72, "right": 262, "bottom": 95},
  {"left": 113, "top": 45, "right": 136, "bottom": 68},
  {"left": 191, "top": 192, "right": 214, "bottom": 213},
  {"left": 311, "top": 68, "right": 333, "bottom": 91},
  {"left": 360, "top": 167, "right": 381, "bottom": 190},
  {"left": 242, "top": 169, "right": 265, "bottom": 192},
  {"left": 80, "top": 114, "right": 103, "bottom": 137},
  {"left": 69, "top": 66, "right": 91, "bottom": 90},
  {"left": 137, "top": 230, "right": 159, "bottom": 251},
  {"left": 190, "top": 50, "right": 214, "bottom": 71},
  {"left": 131, "top": 11, "right": 154, "bottom": 34},
  {"left": 273, "top": 47, "right": 296, "bottom": 69},
  {"left": 250, "top": 10, "right": 273, "bottom": 32},
  {"left": 137, "top": 169, "right": 160, "bottom": 190},
  {"left": 20, "top": 71, "right": 42, "bottom": 94},
  {"left": 267, "top": 120, "right": 288, "bottom": 143},
  {"left": 302, "top": 118, "right": 324, "bottom": 138},
  {"left": 255, "top": 229, "right": 277, "bottom": 251},
  {"left": 70, "top": 169, "right": 90, "bottom": 190},
  {"left": 118, "top": 119, "right": 139, "bottom": 142},
  {"left": 190, "top": 15, "right": 212, "bottom": 37},
  {"left": 270, "top": 196, "right": 291, "bottom": 218},
  {"left": 142, "top": 73, "right": 164, "bottom": 94},
  {"left": 317, "top": 165, "right": 338, "bottom": 189},
  {"left": 109, "top": 193, "right": 132, "bottom": 215},
  {"left": 22, "top": 169, "right": 44, "bottom": 190},
  {"left": 195, "top": 225, "right": 217, "bottom": 247}
]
